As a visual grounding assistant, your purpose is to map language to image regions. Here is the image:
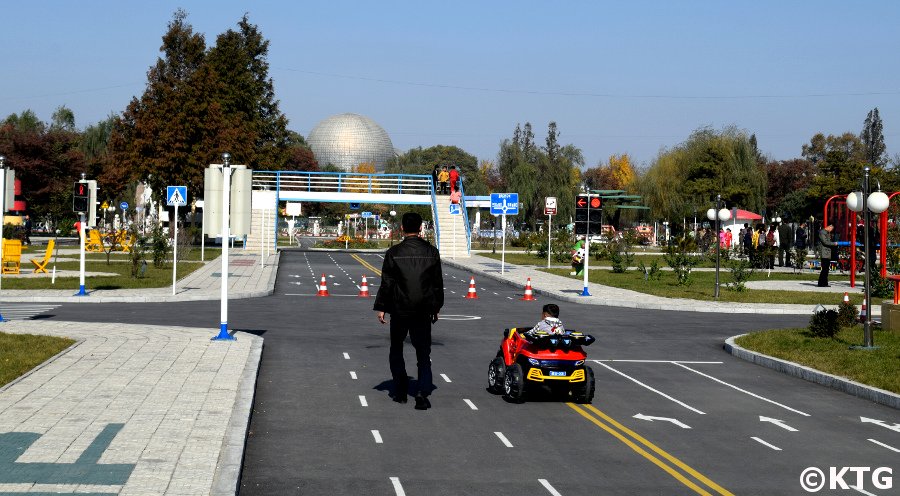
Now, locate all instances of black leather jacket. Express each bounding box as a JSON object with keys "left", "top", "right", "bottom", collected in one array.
[{"left": 374, "top": 236, "right": 444, "bottom": 317}]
